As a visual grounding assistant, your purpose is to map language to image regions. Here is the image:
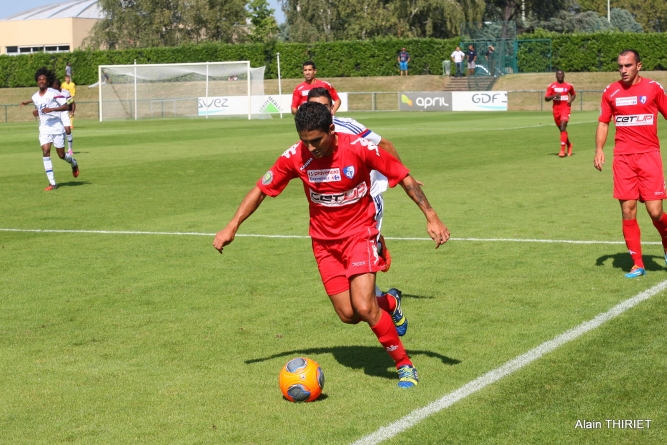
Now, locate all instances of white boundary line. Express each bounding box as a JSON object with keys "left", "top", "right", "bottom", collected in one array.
[
  {"left": 0, "top": 228, "right": 660, "bottom": 245},
  {"left": 352, "top": 280, "right": 667, "bottom": 445}
]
